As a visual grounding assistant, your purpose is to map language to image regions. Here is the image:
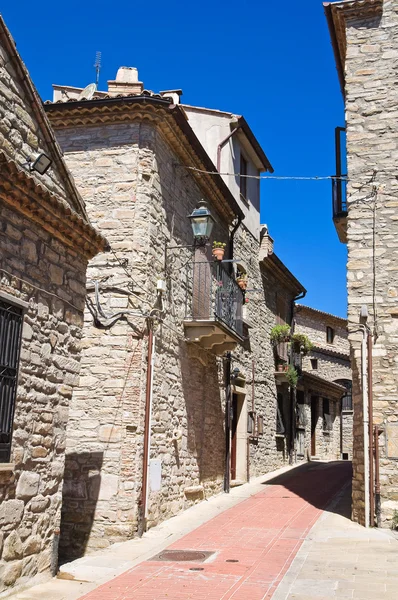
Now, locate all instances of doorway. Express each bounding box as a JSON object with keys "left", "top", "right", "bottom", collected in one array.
[
  {"left": 230, "top": 393, "right": 247, "bottom": 482},
  {"left": 311, "top": 396, "right": 318, "bottom": 457}
]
